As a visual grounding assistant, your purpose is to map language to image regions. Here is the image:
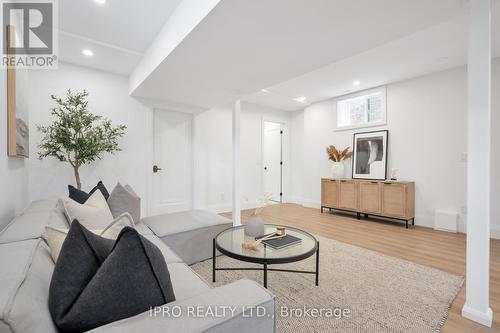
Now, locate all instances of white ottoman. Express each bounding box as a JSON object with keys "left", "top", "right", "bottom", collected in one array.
[{"left": 141, "top": 210, "right": 232, "bottom": 265}]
